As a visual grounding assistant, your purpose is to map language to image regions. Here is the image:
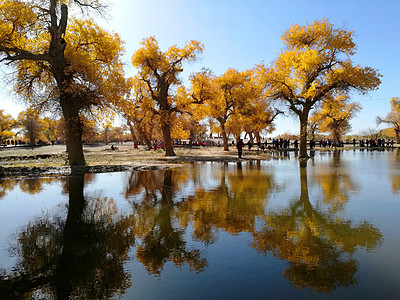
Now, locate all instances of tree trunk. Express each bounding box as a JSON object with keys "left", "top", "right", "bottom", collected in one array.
[
  {"left": 104, "top": 126, "right": 109, "bottom": 145},
  {"left": 249, "top": 132, "right": 254, "bottom": 144},
  {"left": 138, "top": 128, "right": 152, "bottom": 150},
  {"left": 161, "top": 117, "right": 175, "bottom": 156},
  {"left": 255, "top": 132, "right": 261, "bottom": 143},
  {"left": 127, "top": 122, "right": 137, "bottom": 143},
  {"left": 299, "top": 112, "right": 309, "bottom": 159},
  {"left": 189, "top": 128, "right": 195, "bottom": 144},
  {"left": 221, "top": 123, "right": 229, "bottom": 151},
  {"left": 395, "top": 129, "right": 400, "bottom": 144},
  {"left": 61, "top": 100, "right": 86, "bottom": 166}
]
